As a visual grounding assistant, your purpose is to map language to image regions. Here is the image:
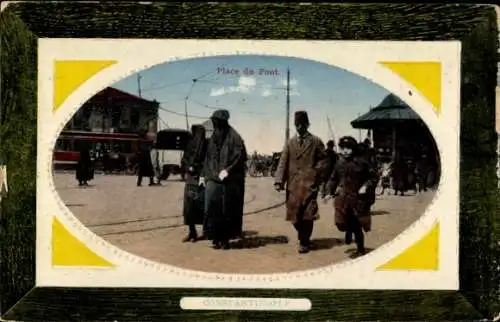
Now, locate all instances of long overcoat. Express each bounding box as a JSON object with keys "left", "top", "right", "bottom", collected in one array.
[
  {"left": 274, "top": 132, "right": 326, "bottom": 224},
  {"left": 76, "top": 149, "right": 94, "bottom": 182},
  {"left": 202, "top": 127, "right": 247, "bottom": 239},
  {"left": 328, "top": 156, "right": 379, "bottom": 232},
  {"left": 181, "top": 135, "right": 208, "bottom": 226}
]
